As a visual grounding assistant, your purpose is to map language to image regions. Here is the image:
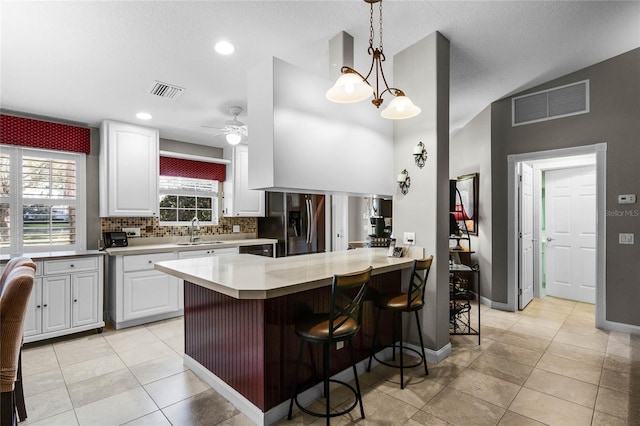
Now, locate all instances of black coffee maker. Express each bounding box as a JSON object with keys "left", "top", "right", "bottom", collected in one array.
[{"left": 370, "top": 216, "right": 386, "bottom": 238}]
